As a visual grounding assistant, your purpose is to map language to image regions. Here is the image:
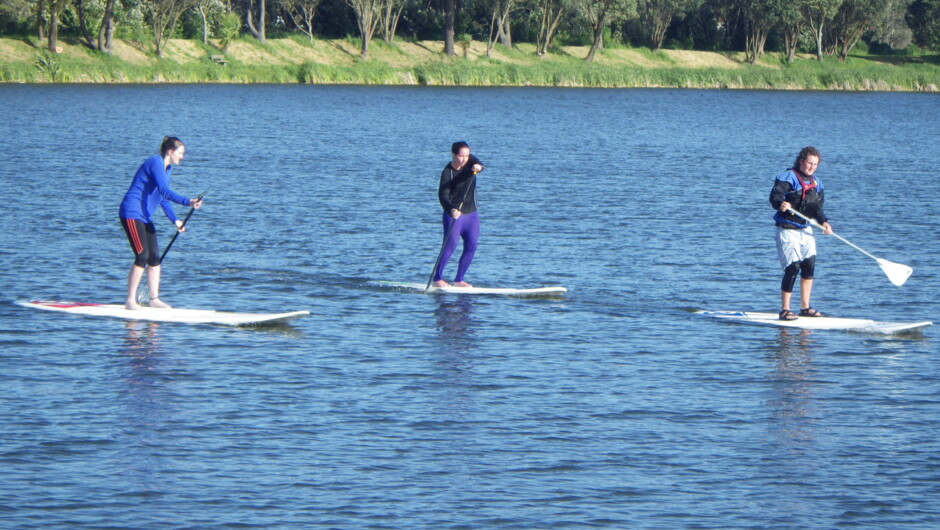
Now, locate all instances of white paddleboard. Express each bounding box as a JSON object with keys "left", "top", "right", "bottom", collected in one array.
[
  {"left": 17, "top": 300, "right": 310, "bottom": 327},
  {"left": 697, "top": 310, "right": 932, "bottom": 334},
  {"left": 371, "top": 281, "right": 567, "bottom": 297}
]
